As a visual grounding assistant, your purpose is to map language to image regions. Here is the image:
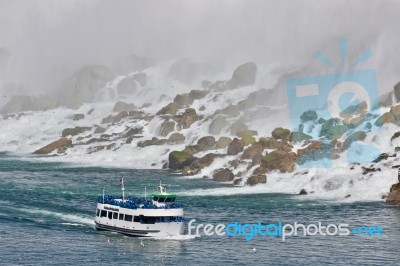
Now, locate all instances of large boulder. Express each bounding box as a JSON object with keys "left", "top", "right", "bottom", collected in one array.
[
  {"left": 113, "top": 101, "right": 136, "bottom": 112},
  {"left": 101, "top": 111, "right": 129, "bottom": 124},
  {"left": 188, "top": 89, "right": 207, "bottom": 100},
  {"left": 375, "top": 104, "right": 400, "bottom": 127},
  {"left": 191, "top": 153, "right": 215, "bottom": 169},
  {"left": 159, "top": 120, "right": 175, "bottom": 137},
  {"left": 216, "top": 137, "right": 232, "bottom": 149},
  {"left": 226, "top": 62, "right": 257, "bottom": 89},
  {"left": 61, "top": 126, "right": 91, "bottom": 137},
  {"left": 168, "top": 151, "right": 195, "bottom": 170},
  {"left": 342, "top": 131, "right": 367, "bottom": 151},
  {"left": 168, "top": 132, "right": 185, "bottom": 144},
  {"left": 230, "top": 121, "right": 248, "bottom": 136},
  {"left": 197, "top": 136, "right": 216, "bottom": 148},
  {"left": 238, "top": 130, "right": 256, "bottom": 145},
  {"left": 261, "top": 150, "right": 297, "bottom": 173},
  {"left": 241, "top": 142, "right": 263, "bottom": 160},
  {"left": 72, "top": 114, "right": 85, "bottom": 121},
  {"left": 33, "top": 138, "right": 72, "bottom": 154},
  {"left": 320, "top": 119, "right": 348, "bottom": 139},
  {"left": 227, "top": 138, "right": 245, "bottom": 155},
  {"left": 212, "top": 168, "right": 234, "bottom": 182},
  {"left": 300, "top": 110, "right": 318, "bottom": 122},
  {"left": 246, "top": 175, "right": 267, "bottom": 186},
  {"left": 216, "top": 104, "right": 240, "bottom": 117},
  {"left": 271, "top": 127, "right": 291, "bottom": 140},
  {"left": 259, "top": 137, "right": 292, "bottom": 152},
  {"left": 291, "top": 132, "right": 312, "bottom": 142},
  {"left": 58, "top": 65, "right": 114, "bottom": 109},
  {"left": 156, "top": 102, "right": 179, "bottom": 116},
  {"left": 297, "top": 141, "right": 332, "bottom": 165},
  {"left": 174, "top": 93, "right": 194, "bottom": 107},
  {"left": 209, "top": 116, "right": 229, "bottom": 134},
  {"left": 176, "top": 108, "right": 198, "bottom": 129},
  {"left": 137, "top": 137, "right": 167, "bottom": 147},
  {"left": 386, "top": 183, "right": 400, "bottom": 205}
]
